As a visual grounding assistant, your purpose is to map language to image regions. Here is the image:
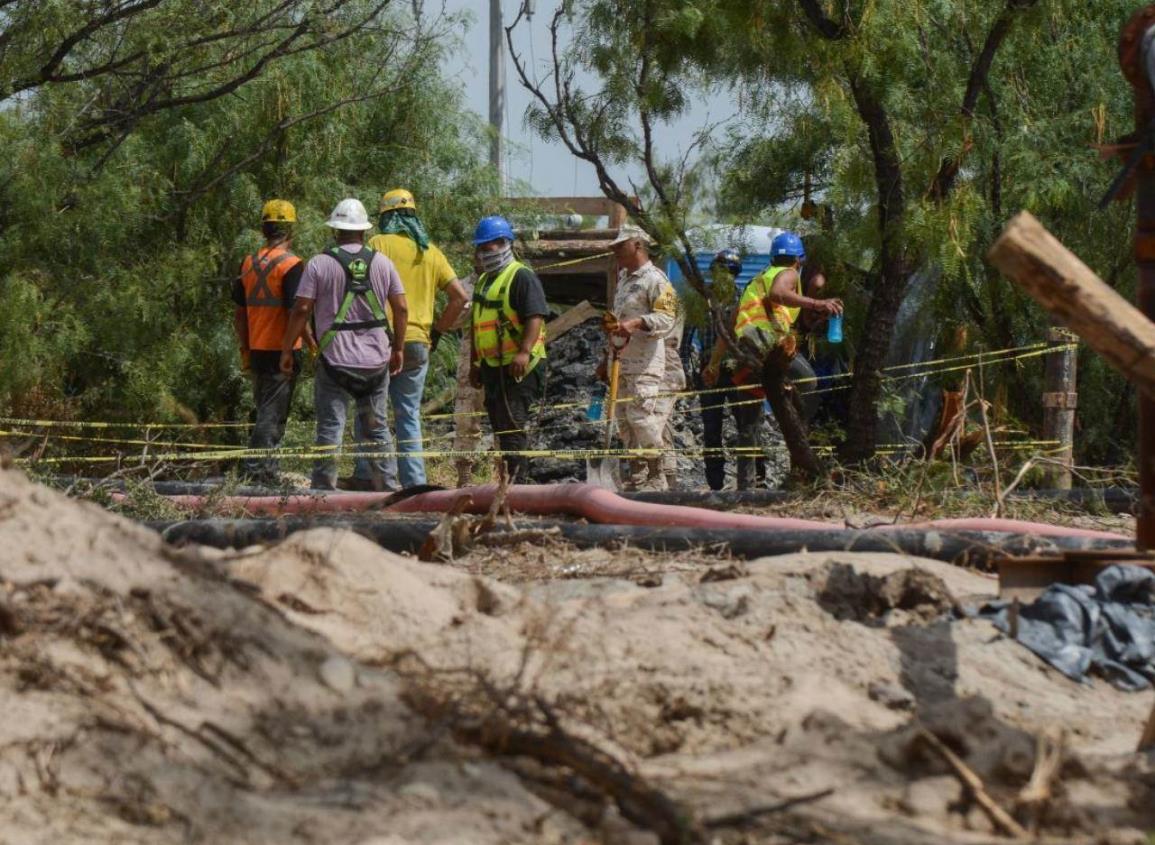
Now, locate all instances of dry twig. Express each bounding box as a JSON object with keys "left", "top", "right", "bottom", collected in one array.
[
  {"left": 916, "top": 728, "right": 1029, "bottom": 839},
  {"left": 1015, "top": 729, "right": 1064, "bottom": 832}
]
